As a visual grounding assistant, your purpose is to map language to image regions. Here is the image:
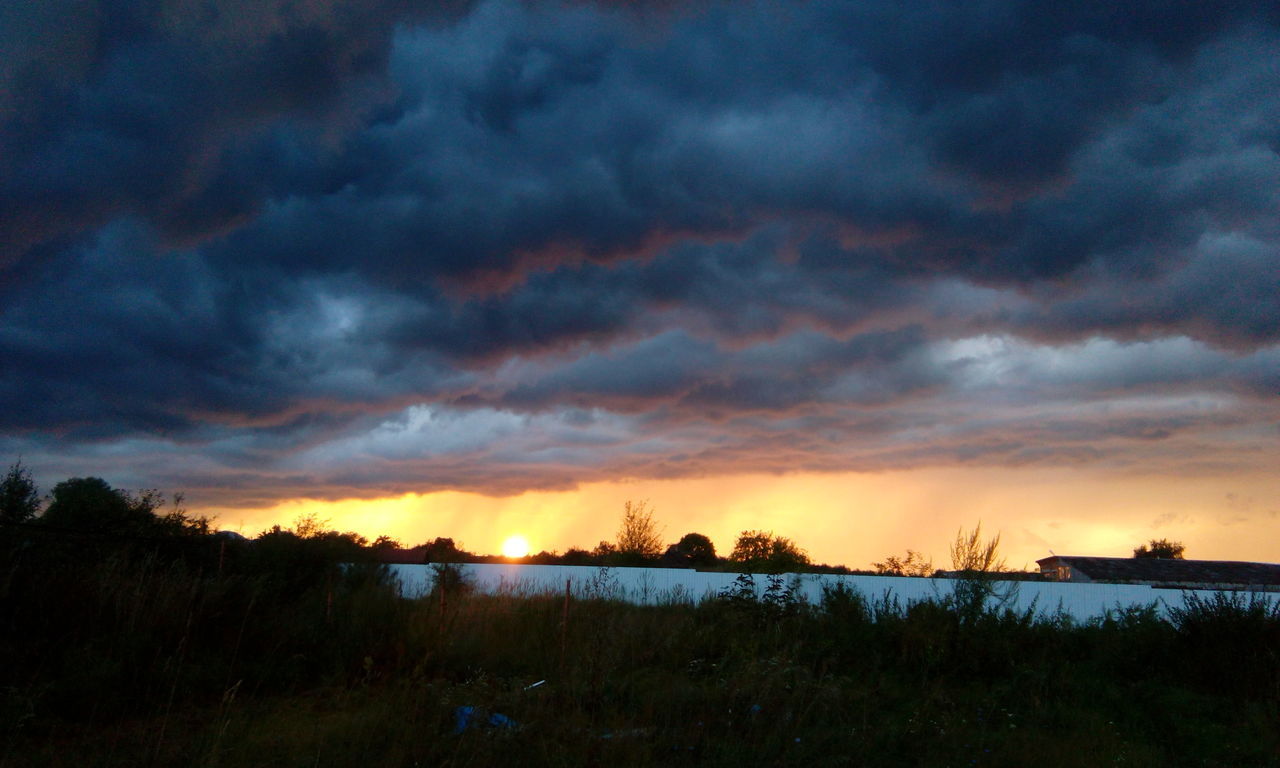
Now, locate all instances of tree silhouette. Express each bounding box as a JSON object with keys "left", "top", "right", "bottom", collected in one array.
[
  {"left": 41, "top": 477, "right": 155, "bottom": 533},
  {"left": 1133, "top": 538, "right": 1185, "bottom": 559},
  {"left": 422, "top": 537, "right": 466, "bottom": 563},
  {"left": 949, "top": 522, "right": 1006, "bottom": 574},
  {"left": 729, "top": 530, "right": 809, "bottom": 574},
  {"left": 0, "top": 460, "right": 40, "bottom": 525},
  {"left": 561, "top": 546, "right": 595, "bottom": 566},
  {"left": 872, "top": 549, "right": 934, "bottom": 577},
  {"left": 372, "top": 535, "right": 402, "bottom": 551},
  {"left": 665, "top": 532, "right": 718, "bottom": 567},
  {"left": 615, "top": 500, "right": 663, "bottom": 560}
]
